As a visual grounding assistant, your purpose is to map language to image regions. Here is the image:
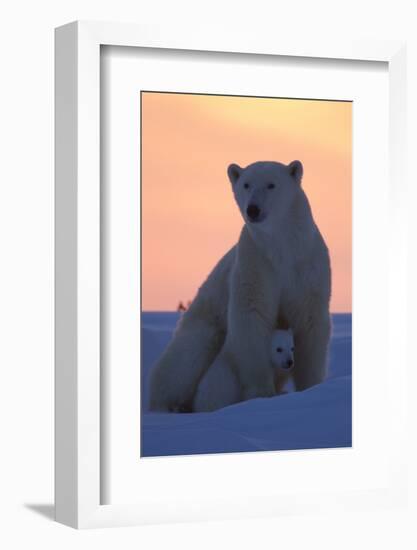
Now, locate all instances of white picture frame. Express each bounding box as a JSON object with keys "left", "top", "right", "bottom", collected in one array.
[{"left": 55, "top": 21, "right": 407, "bottom": 529}]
